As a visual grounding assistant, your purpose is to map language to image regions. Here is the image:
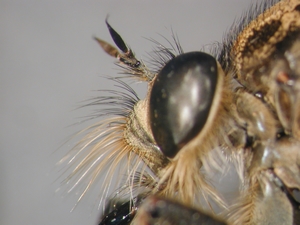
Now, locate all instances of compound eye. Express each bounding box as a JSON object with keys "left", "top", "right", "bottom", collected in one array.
[{"left": 150, "top": 52, "right": 219, "bottom": 158}]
